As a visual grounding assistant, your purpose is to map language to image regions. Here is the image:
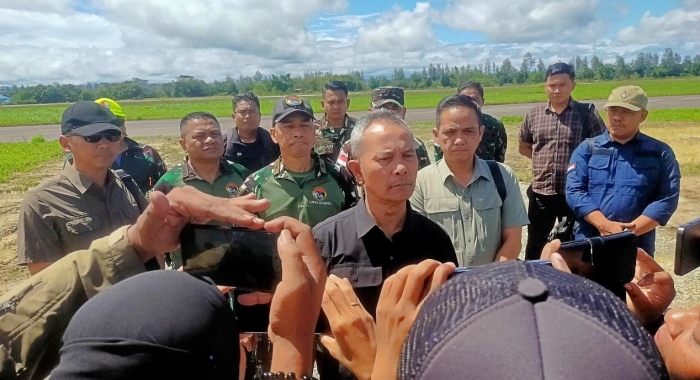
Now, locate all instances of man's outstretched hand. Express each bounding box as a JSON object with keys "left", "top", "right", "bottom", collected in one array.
[{"left": 126, "top": 187, "right": 269, "bottom": 262}]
